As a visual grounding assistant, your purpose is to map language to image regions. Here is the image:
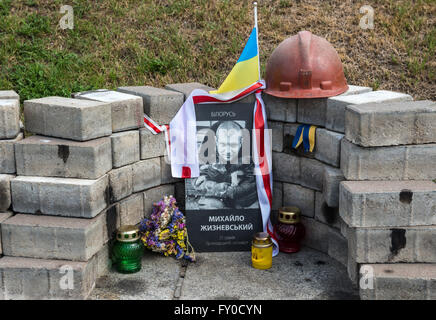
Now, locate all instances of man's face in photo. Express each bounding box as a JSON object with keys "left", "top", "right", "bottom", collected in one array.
[{"left": 216, "top": 121, "right": 243, "bottom": 163}]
